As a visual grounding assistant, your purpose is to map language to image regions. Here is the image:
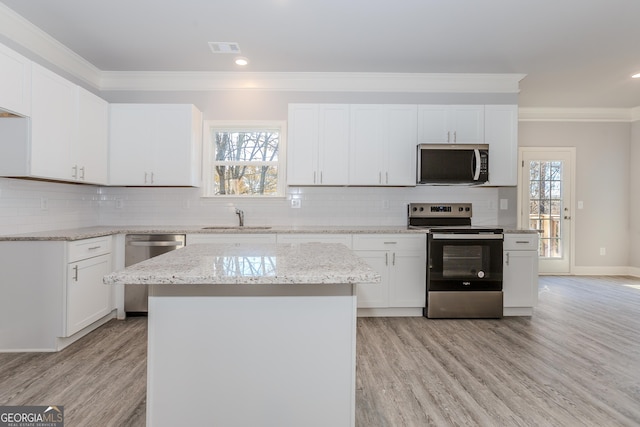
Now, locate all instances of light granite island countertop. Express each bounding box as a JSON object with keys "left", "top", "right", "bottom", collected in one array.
[{"left": 104, "top": 242, "right": 379, "bottom": 427}]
